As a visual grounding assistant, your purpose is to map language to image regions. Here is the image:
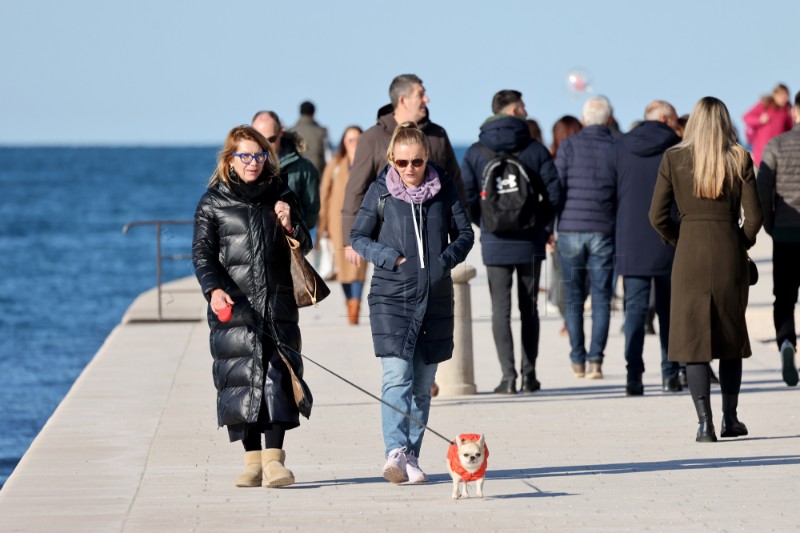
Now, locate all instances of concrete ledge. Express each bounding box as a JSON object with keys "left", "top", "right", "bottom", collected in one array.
[{"left": 122, "top": 277, "right": 206, "bottom": 324}]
